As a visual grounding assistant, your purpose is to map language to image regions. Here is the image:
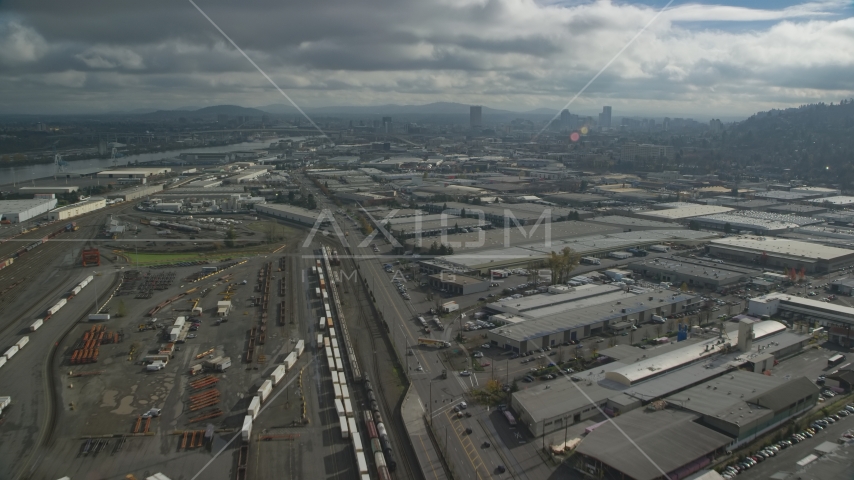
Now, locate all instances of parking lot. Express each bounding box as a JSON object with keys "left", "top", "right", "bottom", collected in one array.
[{"left": 725, "top": 400, "right": 854, "bottom": 480}]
